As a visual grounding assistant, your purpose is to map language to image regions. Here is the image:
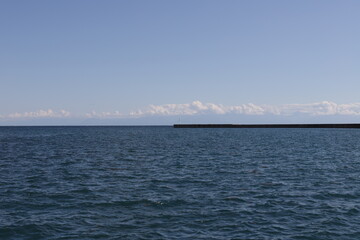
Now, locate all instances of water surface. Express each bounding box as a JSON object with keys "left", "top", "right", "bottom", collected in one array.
[{"left": 1, "top": 126, "right": 360, "bottom": 239}]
